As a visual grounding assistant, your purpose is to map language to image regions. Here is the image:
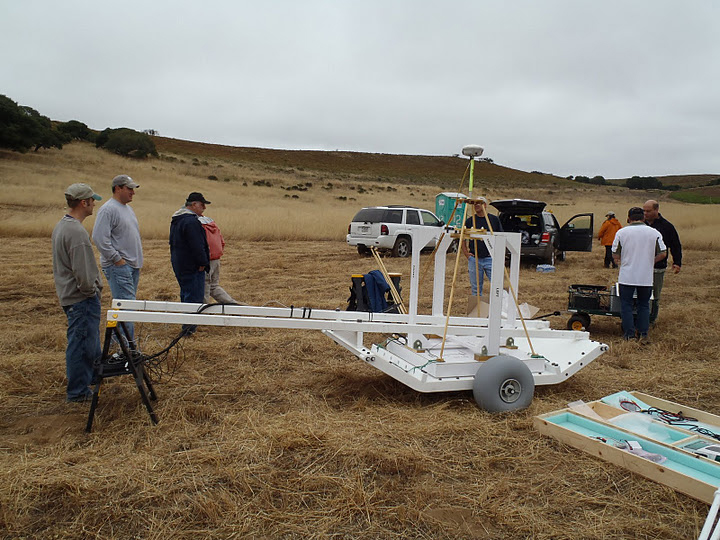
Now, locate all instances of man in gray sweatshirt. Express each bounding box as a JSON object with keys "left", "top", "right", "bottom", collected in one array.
[
  {"left": 52, "top": 183, "right": 103, "bottom": 402},
  {"left": 92, "top": 174, "right": 143, "bottom": 343}
]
